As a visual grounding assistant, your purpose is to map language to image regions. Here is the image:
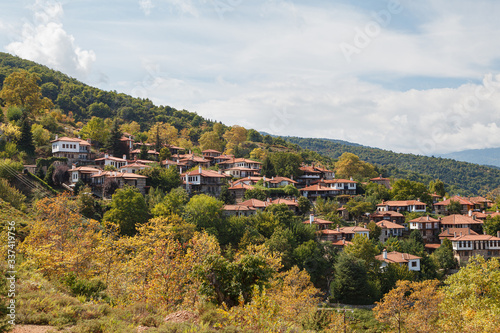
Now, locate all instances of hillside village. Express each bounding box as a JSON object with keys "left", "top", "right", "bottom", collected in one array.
[{"left": 1, "top": 57, "right": 500, "bottom": 331}]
